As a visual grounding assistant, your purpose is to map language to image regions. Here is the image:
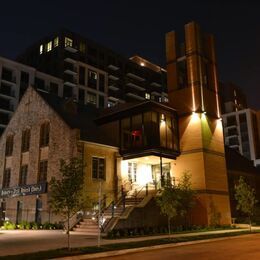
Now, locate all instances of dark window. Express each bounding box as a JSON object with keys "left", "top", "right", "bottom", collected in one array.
[
  {"left": 49, "top": 82, "right": 58, "bottom": 95},
  {"left": 99, "top": 95, "right": 104, "bottom": 108},
  {"left": 92, "top": 157, "right": 105, "bottom": 180},
  {"left": 5, "top": 135, "right": 14, "bottom": 156},
  {"left": 38, "top": 161, "right": 48, "bottom": 183},
  {"left": 88, "top": 70, "right": 97, "bottom": 89},
  {"left": 35, "top": 77, "right": 45, "bottom": 90},
  {"left": 79, "top": 66, "right": 85, "bottom": 85},
  {"left": 19, "top": 165, "right": 28, "bottom": 186},
  {"left": 21, "top": 129, "right": 30, "bottom": 152},
  {"left": 99, "top": 74, "right": 105, "bottom": 92},
  {"left": 2, "top": 67, "right": 14, "bottom": 82},
  {"left": 78, "top": 89, "right": 85, "bottom": 104},
  {"left": 63, "top": 85, "right": 73, "bottom": 98},
  {"left": 2, "top": 169, "right": 11, "bottom": 188},
  {"left": 20, "top": 71, "right": 29, "bottom": 83},
  {"left": 40, "top": 122, "right": 50, "bottom": 147}
]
